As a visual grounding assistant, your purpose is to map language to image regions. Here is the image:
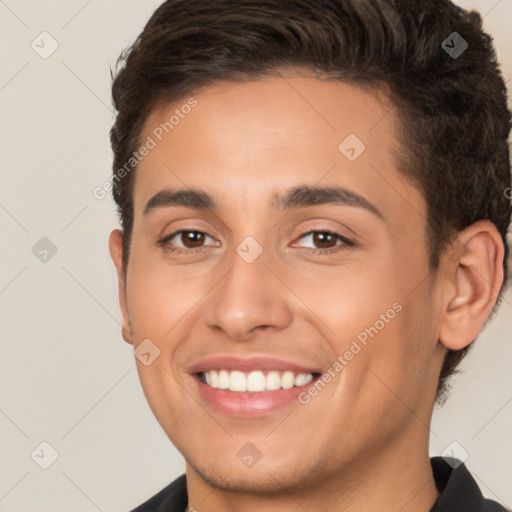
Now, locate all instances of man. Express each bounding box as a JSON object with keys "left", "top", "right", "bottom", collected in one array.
[{"left": 108, "top": 0, "right": 511, "bottom": 510}]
